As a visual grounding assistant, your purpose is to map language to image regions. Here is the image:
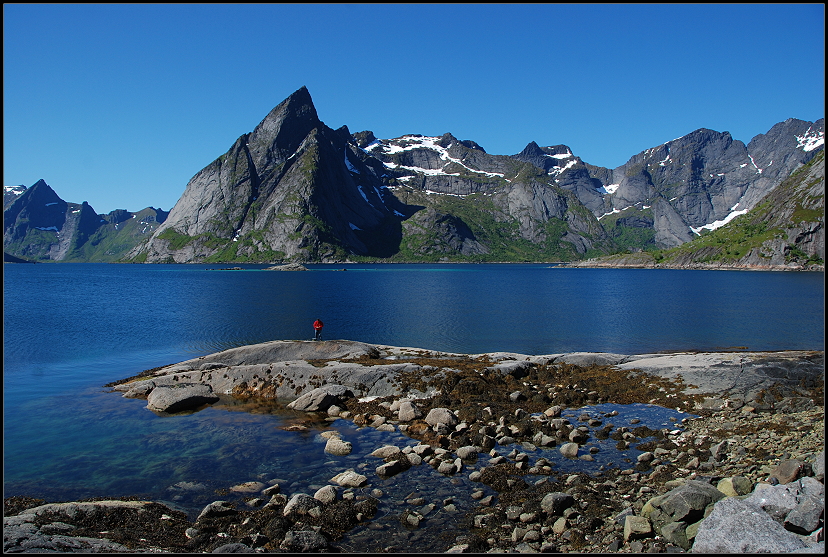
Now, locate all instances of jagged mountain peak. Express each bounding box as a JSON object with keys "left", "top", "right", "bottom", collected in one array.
[
  {"left": 8, "top": 85, "right": 821, "bottom": 265},
  {"left": 516, "top": 141, "right": 546, "bottom": 158}
]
